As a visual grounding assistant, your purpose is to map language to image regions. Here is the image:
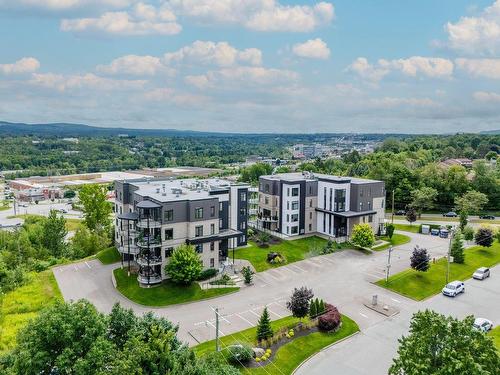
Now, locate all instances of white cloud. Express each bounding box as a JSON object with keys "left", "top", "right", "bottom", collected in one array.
[
  {"left": 473, "top": 91, "right": 500, "bottom": 103},
  {"left": 348, "top": 56, "right": 454, "bottom": 82},
  {"left": 96, "top": 55, "right": 172, "bottom": 76},
  {"left": 445, "top": 0, "right": 500, "bottom": 55},
  {"left": 369, "top": 97, "right": 438, "bottom": 109},
  {"left": 29, "top": 72, "right": 145, "bottom": 91},
  {"left": 455, "top": 58, "right": 500, "bottom": 79},
  {"left": 185, "top": 66, "right": 298, "bottom": 89},
  {"left": 60, "top": 2, "right": 181, "bottom": 36},
  {"left": 166, "top": 0, "right": 334, "bottom": 32},
  {"left": 144, "top": 88, "right": 209, "bottom": 106},
  {"left": 347, "top": 57, "right": 388, "bottom": 82},
  {"left": 163, "top": 41, "right": 262, "bottom": 67},
  {"left": 0, "top": 57, "right": 40, "bottom": 75},
  {"left": 0, "top": 0, "right": 133, "bottom": 12},
  {"left": 292, "top": 38, "right": 330, "bottom": 59}
]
